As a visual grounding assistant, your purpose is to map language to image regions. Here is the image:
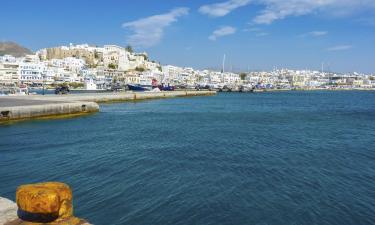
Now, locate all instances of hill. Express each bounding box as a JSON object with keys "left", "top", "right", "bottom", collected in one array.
[{"left": 0, "top": 41, "right": 33, "bottom": 57}]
